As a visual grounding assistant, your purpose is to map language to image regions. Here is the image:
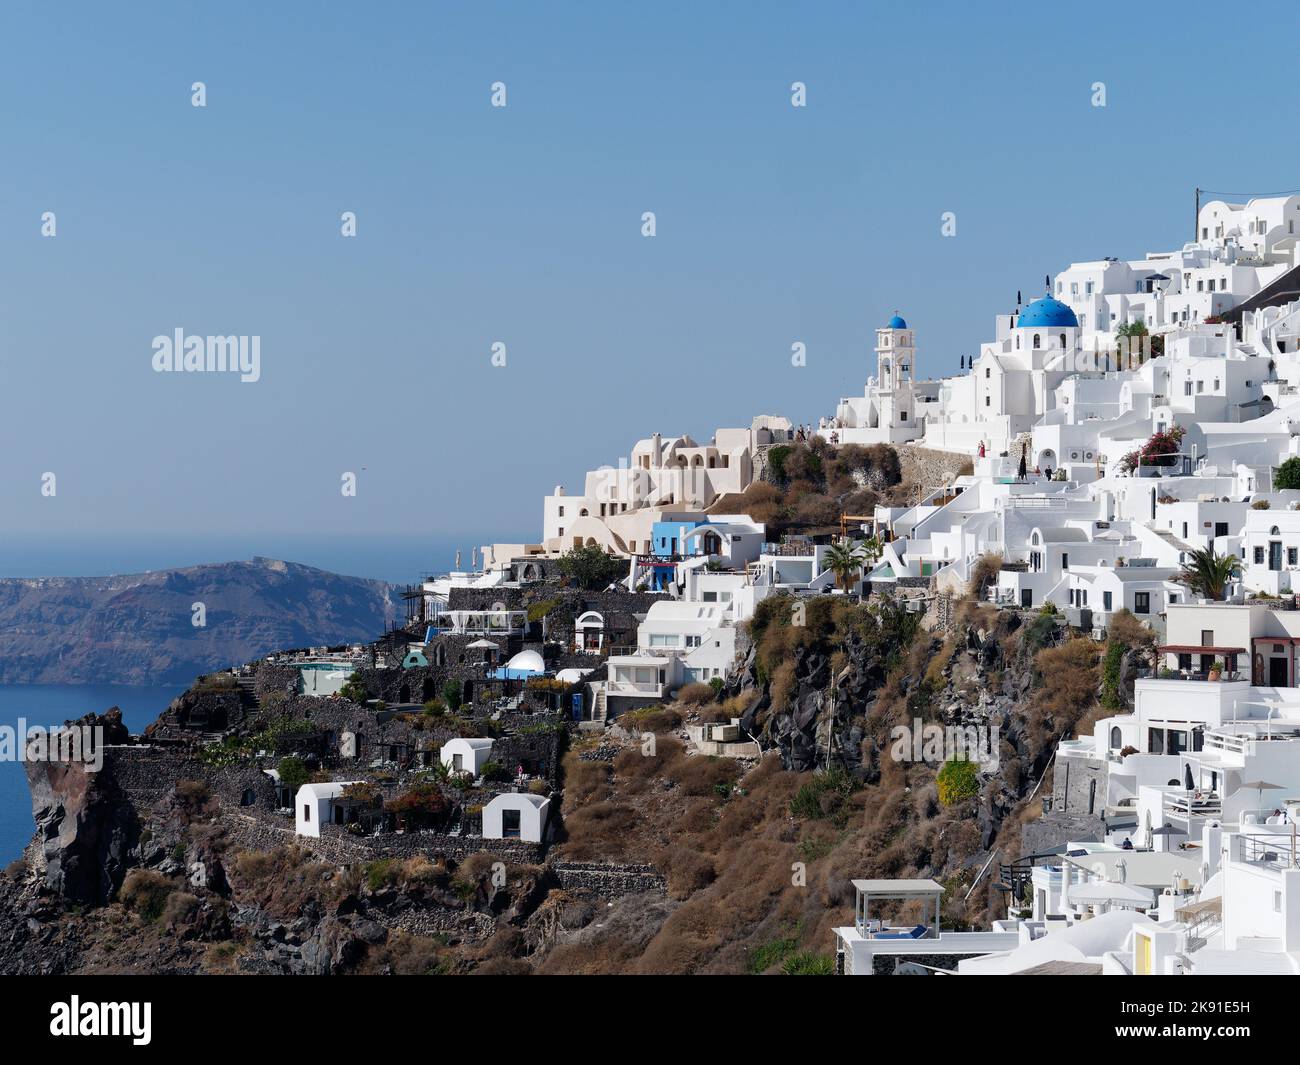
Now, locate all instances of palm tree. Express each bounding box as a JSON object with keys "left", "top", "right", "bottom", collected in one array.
[
  {"left": 823, "top": 541, "right": 868, "bottom": 592},
  {"left": 1178, "top": 546, "right": 1241, "bottom": 602}
]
